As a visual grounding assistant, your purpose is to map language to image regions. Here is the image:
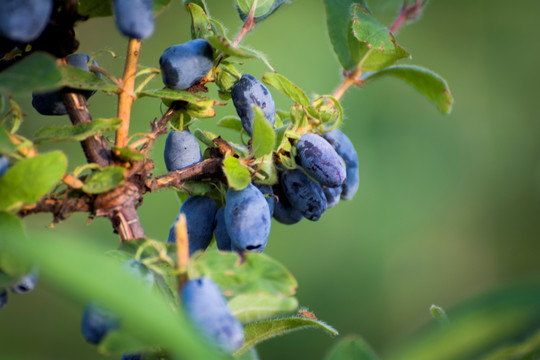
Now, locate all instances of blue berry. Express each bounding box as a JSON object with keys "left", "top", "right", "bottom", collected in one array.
[
  {"left": 272, "top": 184, "right": 303, "bottom": 225},
  {"left": 280, "top": 169, "right": 327, "bottom": 221},
  {"left": 163, "top": 130, "right": 203, "bottom": 172},
  {"left": 81, "top": 302, "right": 119, "bottom": 345},
  {"left": 168, "top": 197, "right": 217, "bottom": 255},
  {"left": 0, "top": 0, "right": 53, "bottom": 43},
  {"left": 113, "top": 0, "right": 154, "bottom": 40},
  {"left": 323, "top": 186, "right": 341, "bottom": 208},
  {"left": 0, "top": 155, "right": 9, "bottom": 177},
  {"left": 255, "top": 185, "right": 276, "bottom": 216},
  {"left": 160, "top": 39, "right": 214, "bottom": 90},
  {"left": 341, "top": 166, "right": 359, "bottom": 201},
  {"left": 295, "top": 133, "right": 346, "bottom": 188},
  {"left": 231, "top": 74, "right": 275, "bottom": 136},
  {"left": 0, "top": 289, "right": 7, "bottom": 309},
  {"left": 10, "top": 268, "right": 38, "bottom": 294},
  {"left": 32, "top": 54, "right": 101, "bottom": 116},
  {"left": 122, "top": 353, "right": 143, "bottom": 360},
  {"left": 182, "top": 278, "right": 244, "bottom": 353},
  {"left": 225, "top": 184, "right": 271, "bottom": 253},
  {"left": 214, "top": 208, "right": 232, "bottom": 252}
]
